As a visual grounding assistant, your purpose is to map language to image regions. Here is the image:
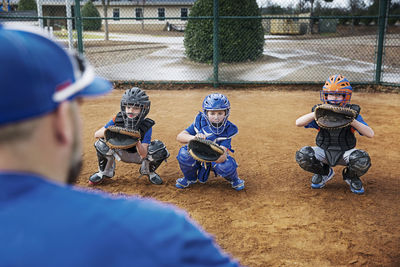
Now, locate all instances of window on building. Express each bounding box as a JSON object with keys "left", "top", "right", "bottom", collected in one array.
[
  {"left": 113, "top": 8, "right": 120, "bottom": 21},
  {"left": 181, "top": 8, "right": 188, "bottom": 20},
  {"left": 158, "top": 8, "right": 165, "bottom": 21},
  {"left": 135, "top": 8, "right": 143, "bottom": 20}
]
